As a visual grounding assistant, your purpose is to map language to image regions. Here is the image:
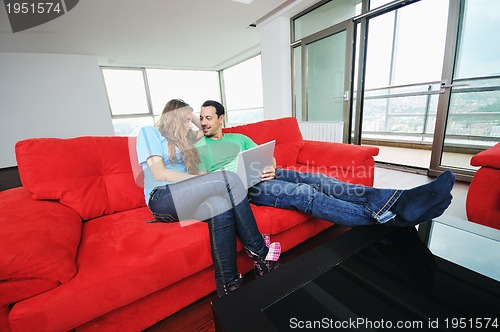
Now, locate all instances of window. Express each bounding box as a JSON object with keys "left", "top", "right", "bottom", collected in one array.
[
  {"left": 362, "top": 0, "right": 449, "bottom": 143},
  {"left": 222, "top": 55, "right": 264, "bottom": 127},
  {"left": 102, "top": 69, "right": 149, "bottom": 116},
  {"left": 102, "top": 68, "right": 220, "bottom": 135},
  {"left": 146, "top": 69, "right": 220, "bottom": 115}
]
